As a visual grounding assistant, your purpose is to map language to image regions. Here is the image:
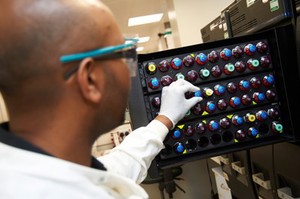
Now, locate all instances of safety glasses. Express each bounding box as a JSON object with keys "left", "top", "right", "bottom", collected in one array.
[{"left": 60, "top": 38, "right": 139, "bottom": 79}]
